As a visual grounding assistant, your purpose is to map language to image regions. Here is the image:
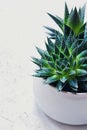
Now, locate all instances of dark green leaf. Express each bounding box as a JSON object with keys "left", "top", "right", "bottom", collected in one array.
[
  {"left": 32, "top": 58, "right": 49, "bottom": 67},
  {"left": 36, "top": 68, "right": 54, "bottom": 77},
  {"left": 78, "top": 76, "right": 87, "bottom": 81},
  {"left": 79, "top": 4, "right": 86, "bottom": 23},
  {"left": 79, "top": 23, "right": 86, "bottom": 35},
  {"left": 80, "top": 64, "right": 87, "bottom": 69},
  {"left": 84, "top": 24, "right": 87, "bottom": 42},
  {"left": 55, "top": 35, "right": 62, "bottom": 46},
  {"left": 36, "top": 47, "right": 45, "bottom": 58},
  {"left": 44, "top": 51, "right": 52, "bottom": 61},
  {"left": 79, "top": 57, "right": 87, "bottom": 64},
  {"left": 57, "top": 81, "right": 65, "bottom": 91},
  {"left": 64, "top": 2, "right": 69, "bottom": 23},
  {"left": 48, "top": 61, "right": 55, "bottom": 68},
  {"left": 31, "top": 57, "right": 41, "bottom": 66},
  {"left": 64, "top": 46, "right": 69, "bottom": 56},
  {"left": 45, "top": 42, "right": 54, "bottom": 54},
  {"left": 67, "top": 7, "right": 82, "bottom": 35},
  {"left": 79, "top": 82, "right": 87, "bottom": 91},
  {"left": 64, "top": 24, "right": 71, "bottom": 40},
  {"left": 69, "top": 79, "right": 78, "bottom": 90},
  {"left": 52, "top": 53, "right": 58, "bottom": 61},
  {"left": 65, "top": 31, "right": 74, "bottom": 47},
  {"left": 77, "top": 50, "right": 87, "bottom": 58},
  {"left": 47, "top": 37, "right": 54, "bottom": 47},
  {"left": 47, "top": 13, "right": 63, "bottom": 31},
  {"left": 70, "top": 39, "right": 78, "bottom": 51}
]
